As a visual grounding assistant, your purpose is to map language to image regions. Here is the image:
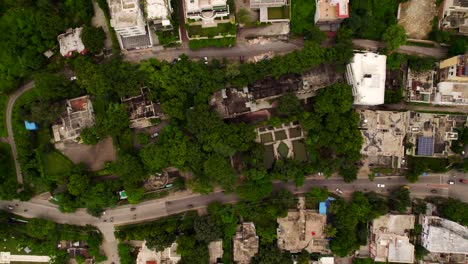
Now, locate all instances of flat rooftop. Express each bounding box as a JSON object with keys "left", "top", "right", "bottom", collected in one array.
[
  {"left": 372, "top": 214, "right": 415, "bottom": 236},
  {"left": 316, "top": 0, "right": 349, "bottom": 21},
  {"left": 359, "top": 110, "right": 407, "bottom": 158},
  {"left": 422, "top": 216, "right": 468, "bottom": 254}
]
